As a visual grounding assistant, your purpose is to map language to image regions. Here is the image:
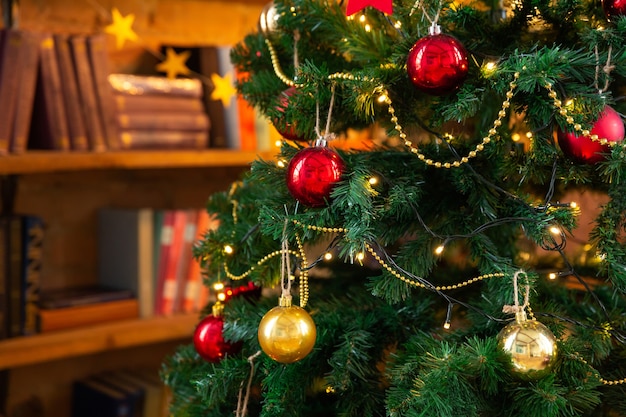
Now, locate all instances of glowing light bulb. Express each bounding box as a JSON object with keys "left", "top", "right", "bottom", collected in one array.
[
  {"left": 356, "top": 252, "right": 365, "bottom": 261},
  {"left": 324, "top": 252, "right": 333, "bottom": 261},
  {"left": 548, "top": 272, "right": 557, "bottom": 280},
  {"left": 512, "top": 133, "right": 521, "bottom": 142},
  {"left": 435, "top": 245, "right": 445, "bottom": 255},
  {"left": 224, "top": 244, "right": 234, "bottom": 254},
  {"left": 213, "top": 282, "right": 225, "bottom": 291},
  {"left": 368, "top": 176, "right": 378, "bottom": 186},
  {"left": 549, "top": 226, "right": 561, "bottom": 235},
  {"left": 377, "top": 94, "right": 388, "bottom": 103},
  {"left": 443, "top": 322, "right": 451, "bottom": 330},
  {"left": 217, "top": 293, "right": 226, "bottom": 301},
  {"left": 570, "top": 201, "right": 578, "bottom": 209},
  {"left": 277, "top": 159, "right": 286, "bottom": 168}
]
